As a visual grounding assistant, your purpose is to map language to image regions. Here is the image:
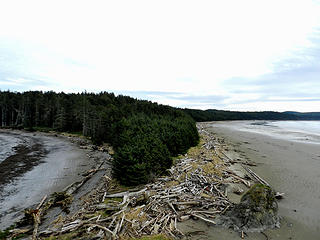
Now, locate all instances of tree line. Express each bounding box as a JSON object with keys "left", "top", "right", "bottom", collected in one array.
[
  {"left": 182, "top": 109, "right": 320, "bottom": 122},
  {"left": 3, "top": 91, "right": 317, "bottom": 185},
  {"left": 0, "top": 91, "right": 199, "bottom": 185}
]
